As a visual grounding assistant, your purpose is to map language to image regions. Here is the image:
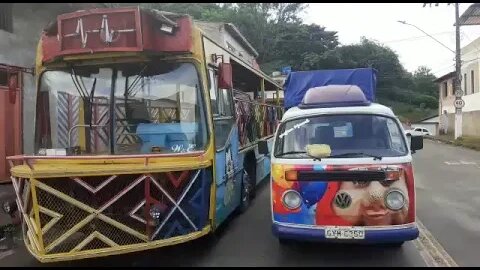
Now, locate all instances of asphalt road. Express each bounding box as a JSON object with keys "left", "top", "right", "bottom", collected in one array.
[
  {"left": 413, "top": 139, "right": 480, "bottom": 267},
  {"left": 4, "top": 139, "right": 479, "bottom": 267},
  {"left": 1, "top": 181, "right": 426, "bottom": 267}
]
